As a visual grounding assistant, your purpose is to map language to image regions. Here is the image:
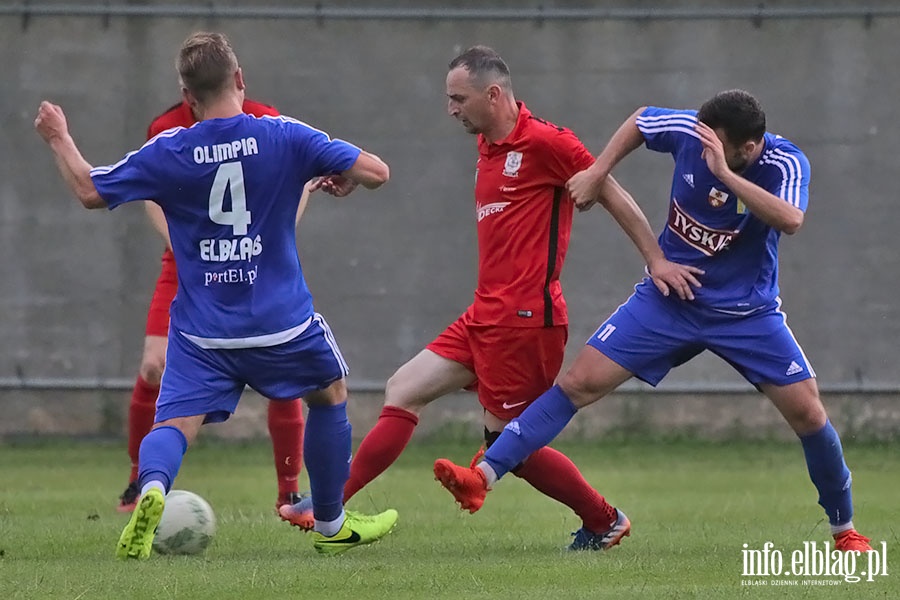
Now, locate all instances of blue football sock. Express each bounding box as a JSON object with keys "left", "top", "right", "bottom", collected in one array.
[
  {"left": 304, "top": 401, "right": 352, "bottom": 523},
  {"left": 483, "top": 385, "right": 578, "bottom": 480},
  {"left": 800, "top": 420, "right": 853, "bottom": 526},
  {"left": 137, "top": 426, "right": 188, "bottom": 493}
]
